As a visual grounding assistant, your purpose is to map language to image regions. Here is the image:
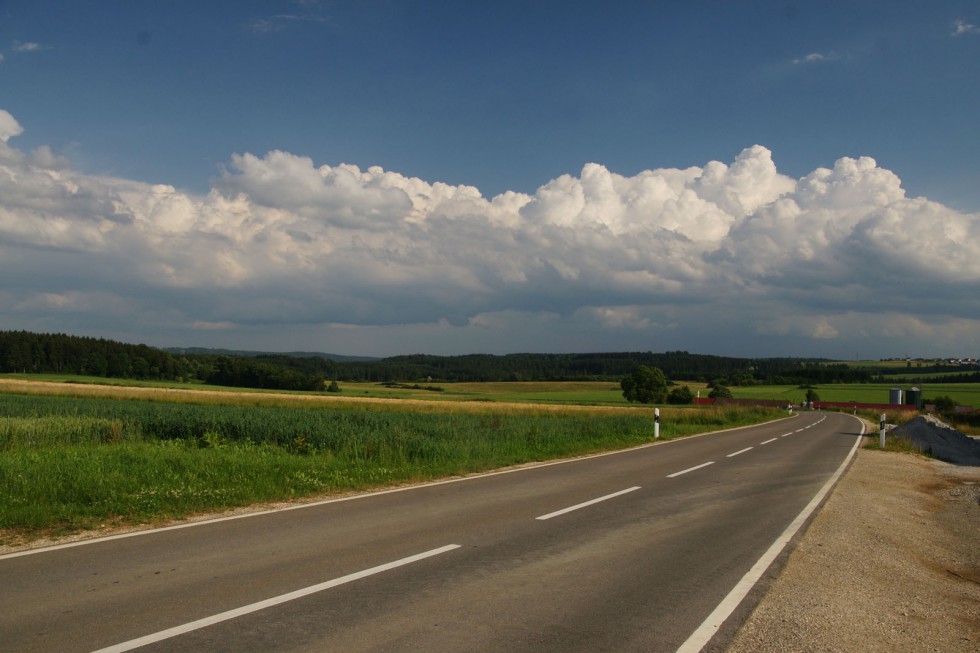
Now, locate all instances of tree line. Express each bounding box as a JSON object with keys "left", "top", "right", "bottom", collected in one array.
[
  {"left": 0, "top": 331, "right": 190, "bottom": 380},
  {"left": 1, "top": 330, "right": 940, "bottom": 392}
]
